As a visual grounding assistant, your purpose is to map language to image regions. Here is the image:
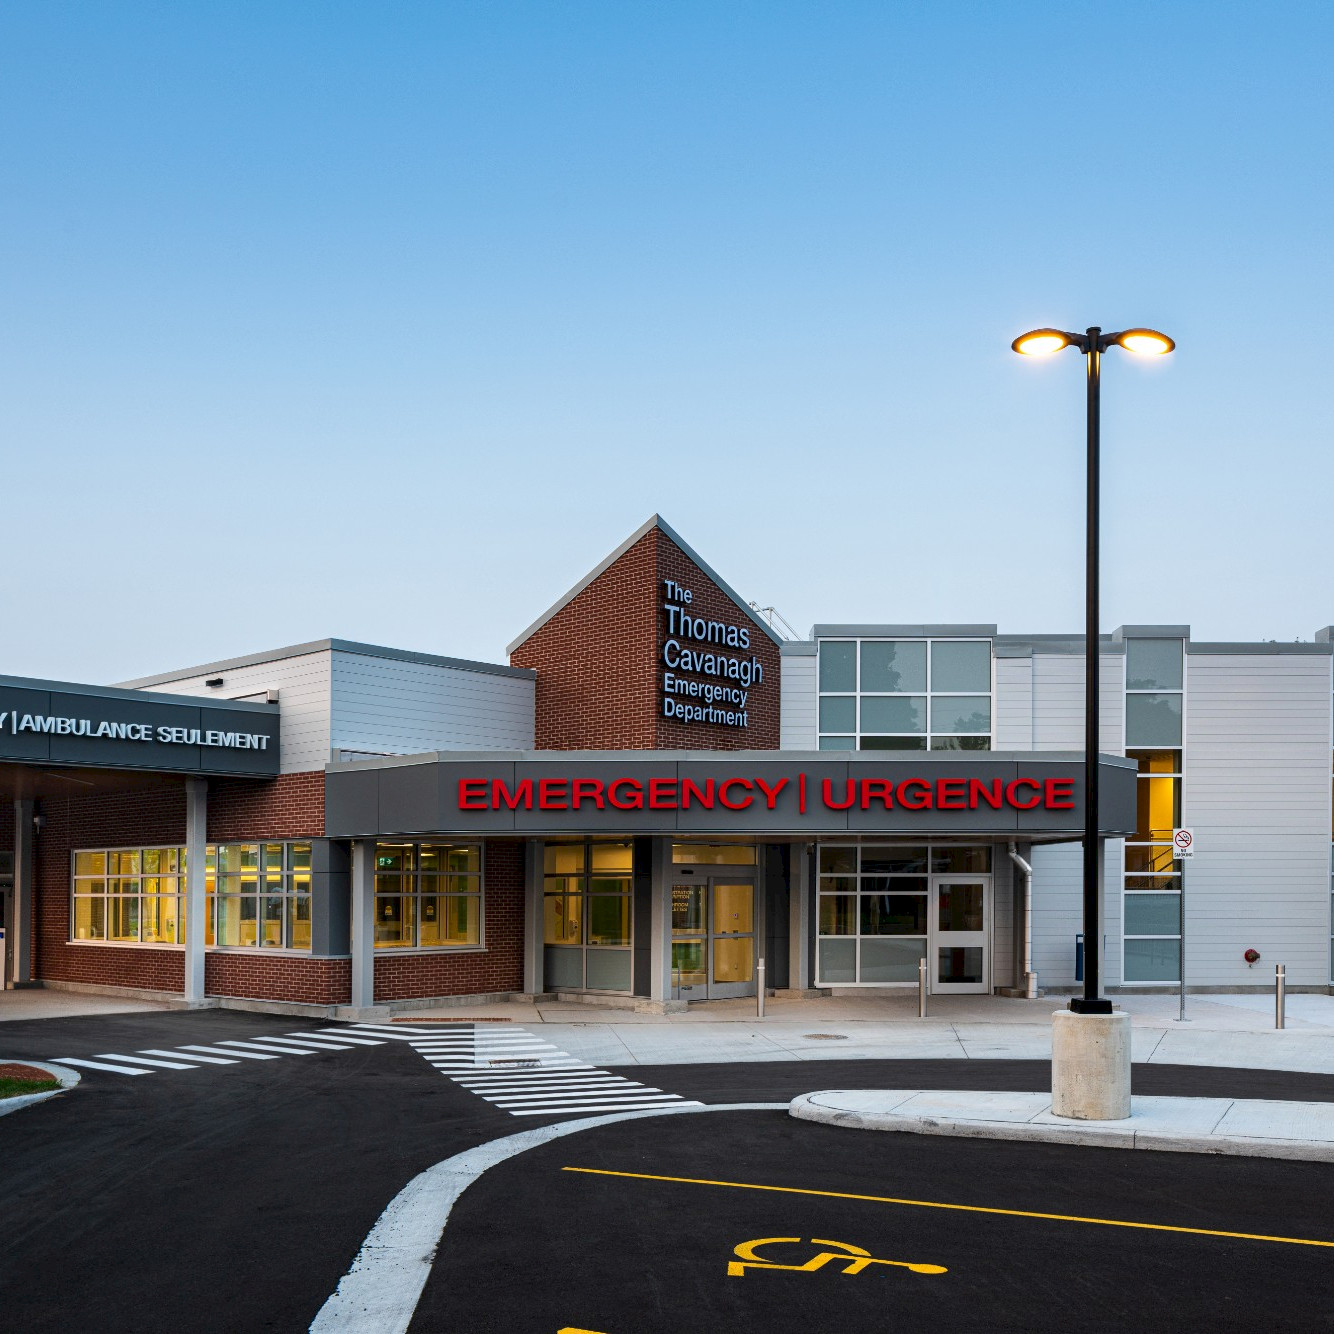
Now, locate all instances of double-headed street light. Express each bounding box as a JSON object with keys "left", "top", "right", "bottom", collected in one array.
[{"left": 1012, "top": 326, "right": 1174, "bottom": 1022}]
